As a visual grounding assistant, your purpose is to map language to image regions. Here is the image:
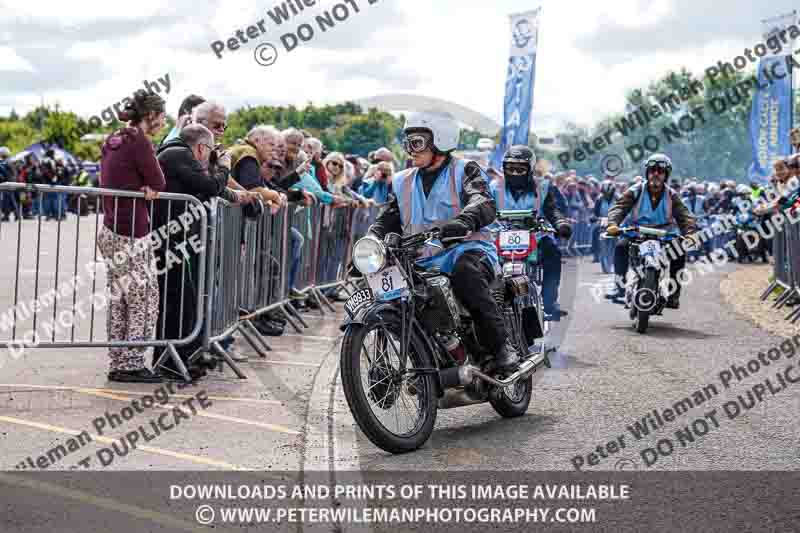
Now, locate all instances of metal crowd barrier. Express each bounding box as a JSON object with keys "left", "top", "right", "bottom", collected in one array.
[
  {"left": 0, "top": 183, "right": 387, "bottom": 382},
  {"left": 761, "top": 225, "right": 790, "bottom": 303},
  {"left": 0, "top": 183, "right": 208, "bottom": 382}
]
